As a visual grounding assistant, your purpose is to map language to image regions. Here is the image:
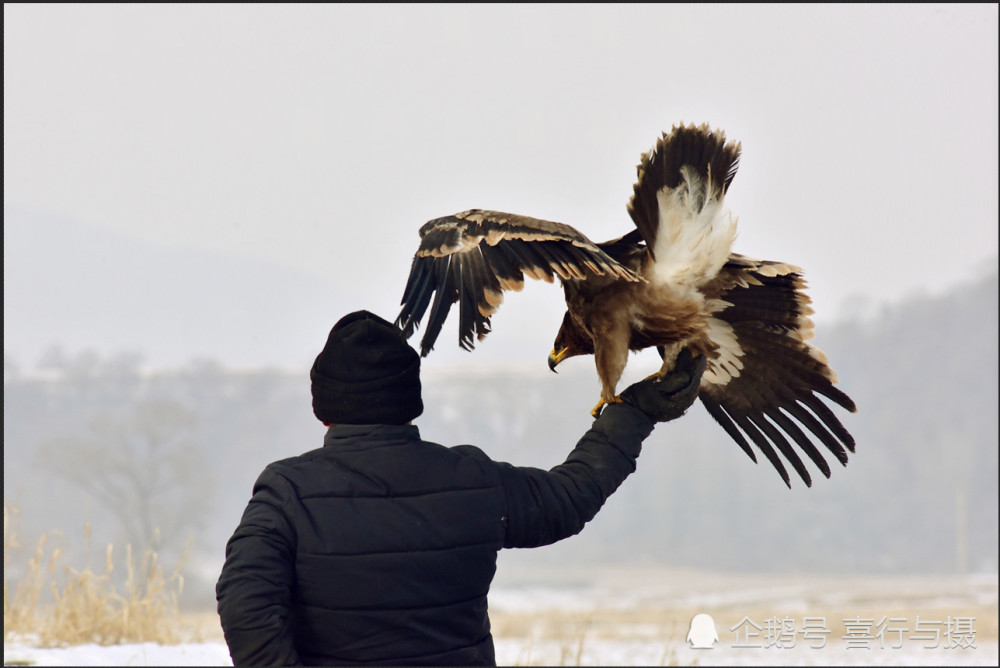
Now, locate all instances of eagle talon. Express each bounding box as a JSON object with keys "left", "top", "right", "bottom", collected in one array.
[{"left": 590, "top": 395, "right": 623, "bottom": 418}]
